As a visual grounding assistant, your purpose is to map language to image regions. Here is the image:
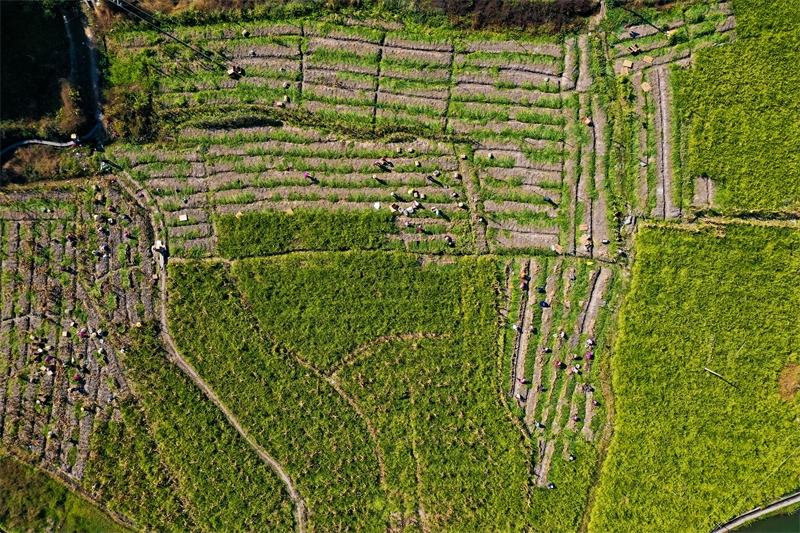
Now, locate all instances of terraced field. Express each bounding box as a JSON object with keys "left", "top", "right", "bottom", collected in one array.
[
  {"left": 5, "top": 1, "right": 799, "bottom": 532},
  {"left": 105, "top": 21, "right": 594, "bottom": 258},
  {"left": 601, "top": 2, "right": 737, "bottom": 218},
  {"left": 0, "top": 184, "right": 156, "bottom": 482}
]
